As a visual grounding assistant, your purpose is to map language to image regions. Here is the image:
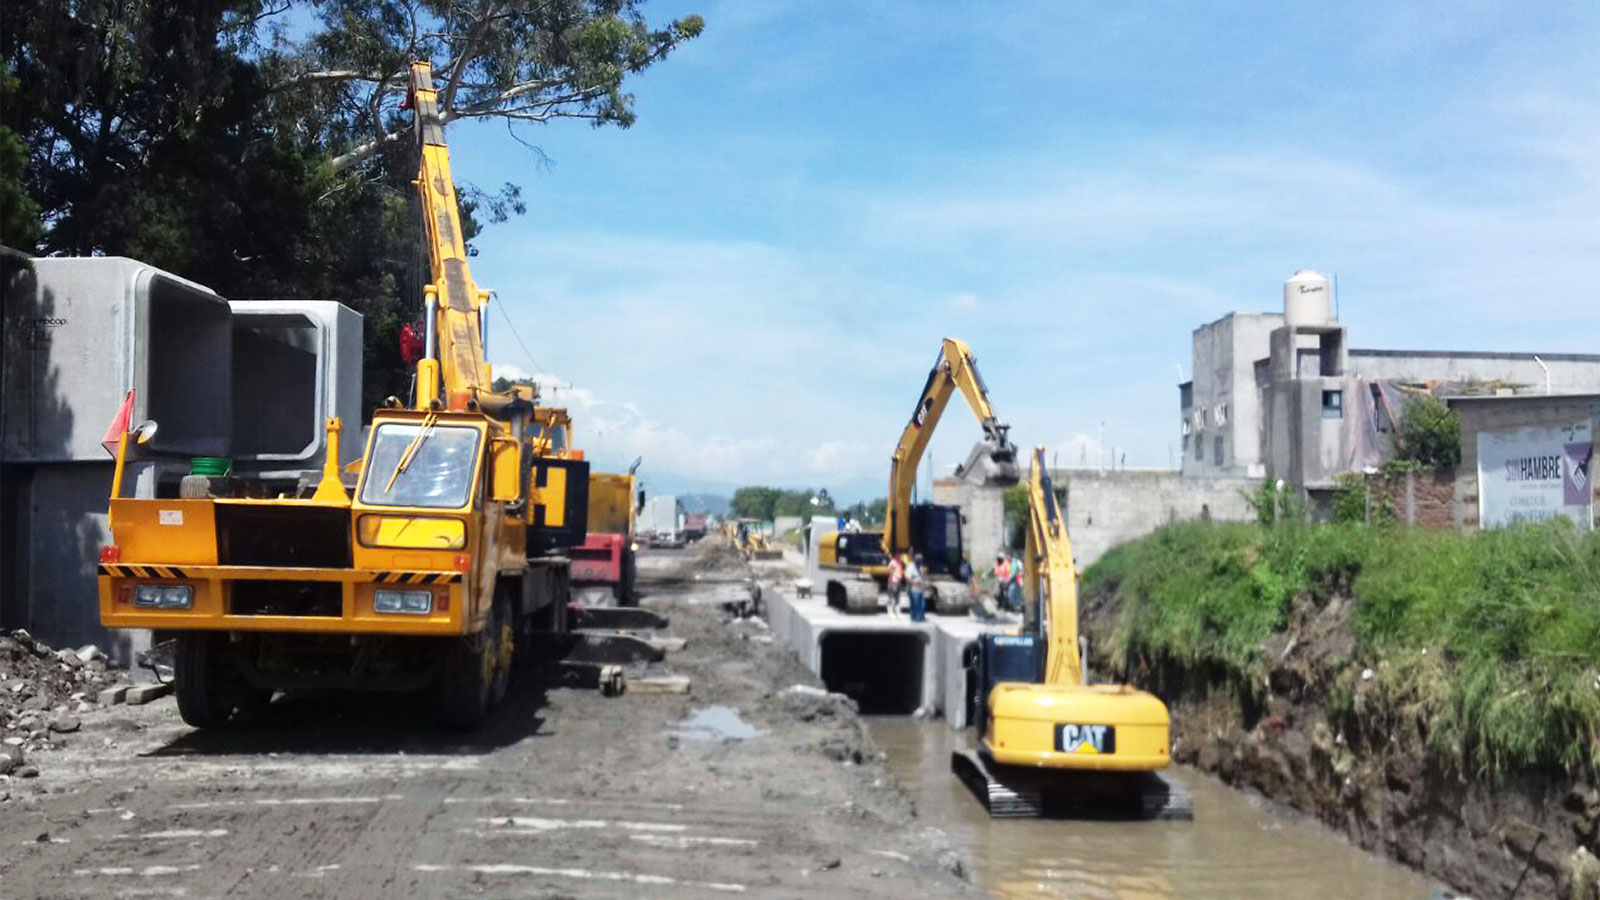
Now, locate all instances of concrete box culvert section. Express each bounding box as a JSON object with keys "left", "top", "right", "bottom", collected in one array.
[
  {"left": 227, "top": 300, "right": 362, "bottom": 474},
  {"left": 2, "top": 256, "right": 232, "bottom": 463},
  {"left": 818, "top": 629, "right": 928, "bottom": 715}
]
